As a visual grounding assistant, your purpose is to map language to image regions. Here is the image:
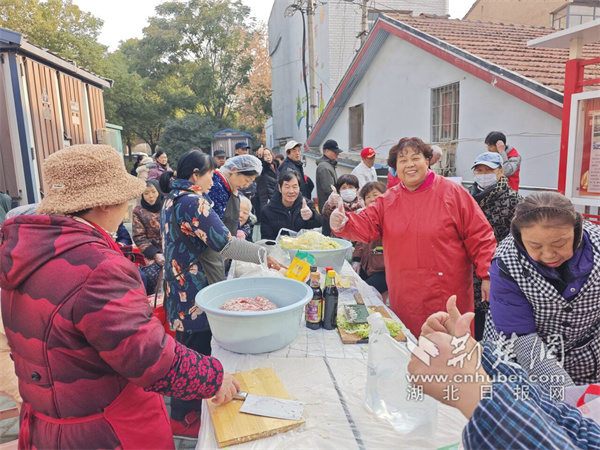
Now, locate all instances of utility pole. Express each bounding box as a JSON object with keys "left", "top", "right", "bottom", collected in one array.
[
  {"left": 360, "top": 0, "right": 368, "bottom": 45},
  {"left": 306, "top": 0, "right": 318, "bottom": 130}
]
